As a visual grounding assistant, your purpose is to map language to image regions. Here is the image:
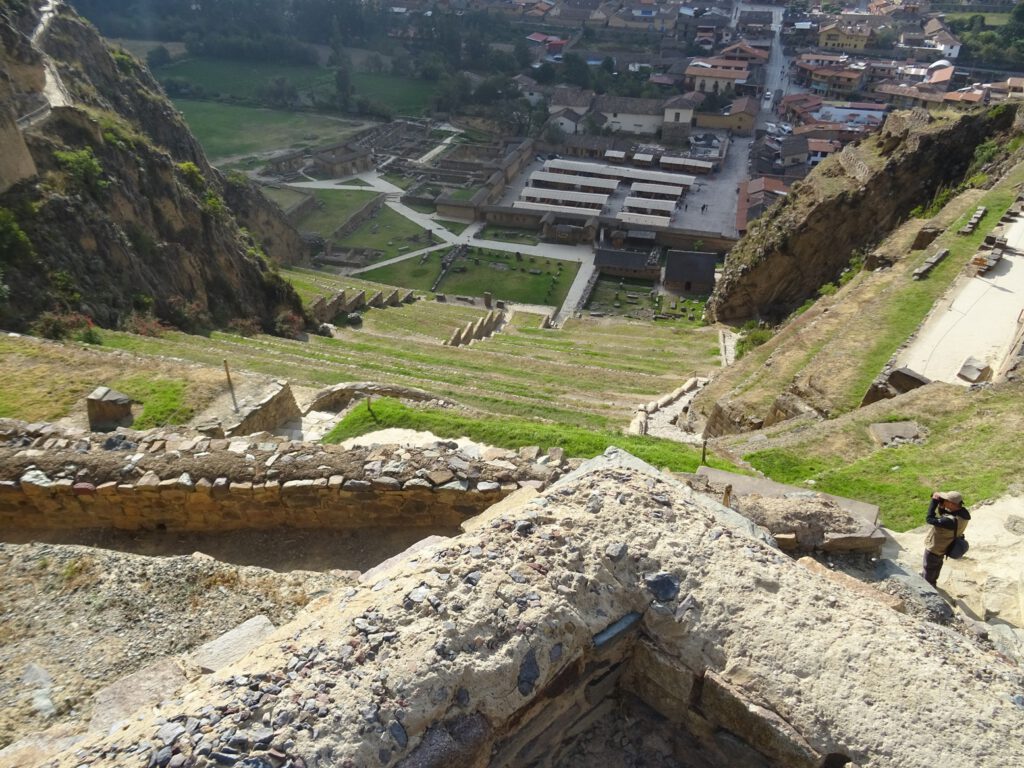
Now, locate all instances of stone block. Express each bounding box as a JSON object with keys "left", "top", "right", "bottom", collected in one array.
[
  {"left": 868, "top": 421, "right": 923, "bottom": 446},
  {"left": 188, "top": 615, "right": 276, "bottom": 673},
  {"left": 86, "top": 386, "right": 133, "bottom": 432},
  {"left": 89, "top": 657, "right": 190, "bottom": 734},
  {"left": 700, "top": 671, "right": 819, "bottom": 768}
]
